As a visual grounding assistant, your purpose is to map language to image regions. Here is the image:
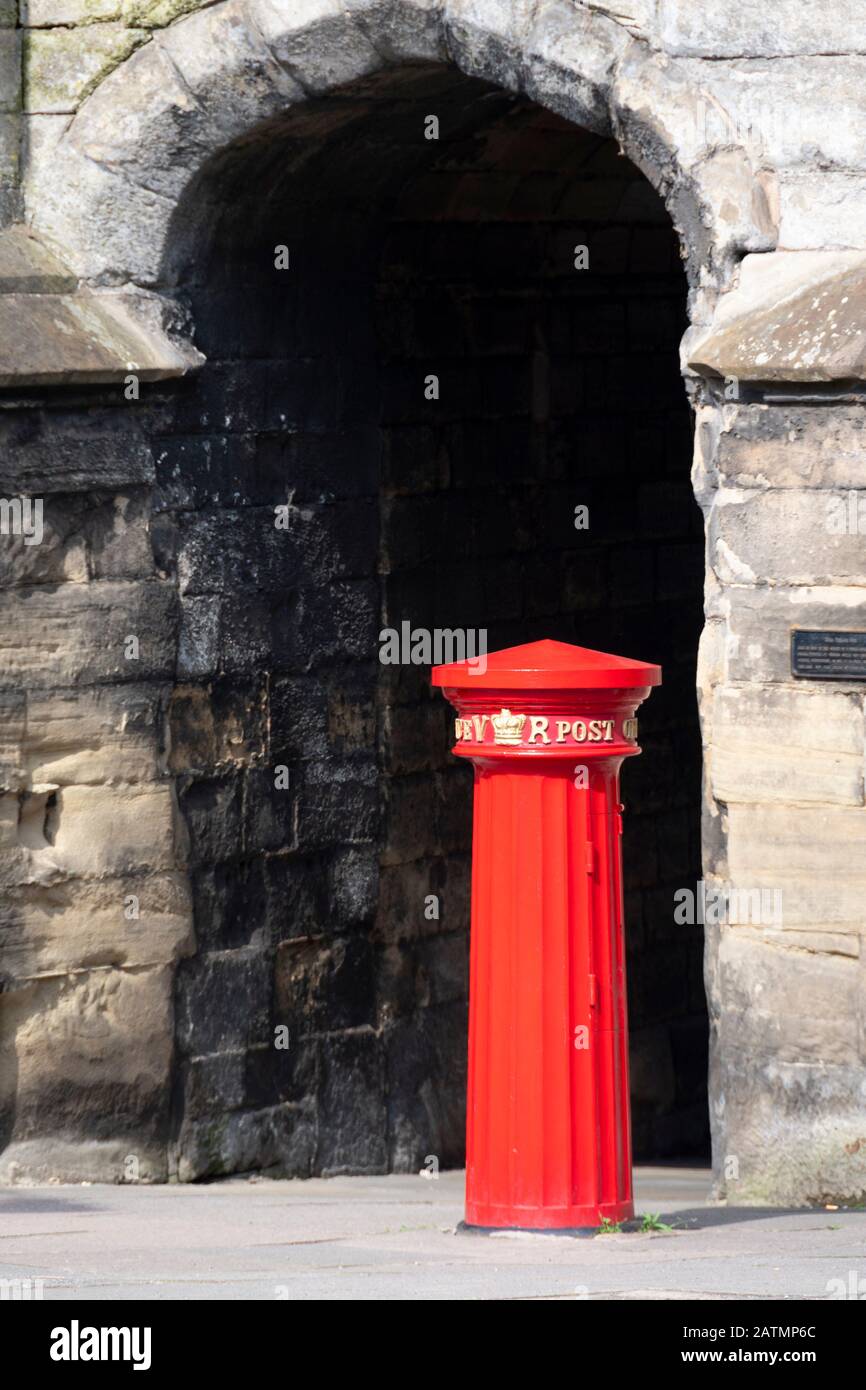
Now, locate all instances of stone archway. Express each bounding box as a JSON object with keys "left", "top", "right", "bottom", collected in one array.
[
  {"left": 28, "top": 0, "right": 774, "bottom": 294},
  {"left": 6, "top": 0, "right": 865, "bottom": 1207},
  {"left": 149, "top": 68, "right": 706, "bottom": 1178}
]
